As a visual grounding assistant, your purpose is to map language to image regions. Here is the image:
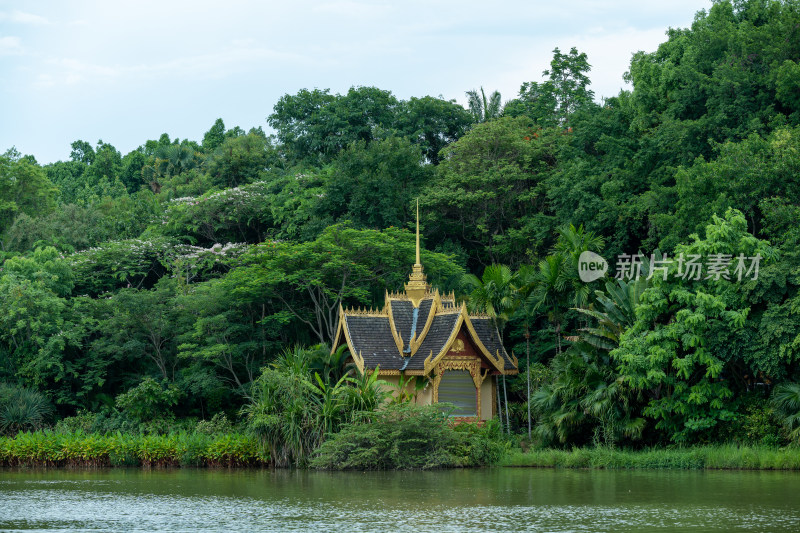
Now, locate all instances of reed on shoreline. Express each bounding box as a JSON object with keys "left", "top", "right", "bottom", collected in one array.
[
  {"left": 0, "top": 430, "right": 268, "bottom": 468},
  {"left": 6, "top": 430, "right": 800, "bottom": 471},
  {"left": 502, "top": 445, "right": 800, "bottom": 470}
]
